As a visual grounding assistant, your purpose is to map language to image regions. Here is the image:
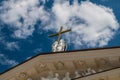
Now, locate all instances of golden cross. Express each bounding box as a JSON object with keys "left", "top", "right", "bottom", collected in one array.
[{"left": 49, "top": 26, "right": 71, "bottom": 42}]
